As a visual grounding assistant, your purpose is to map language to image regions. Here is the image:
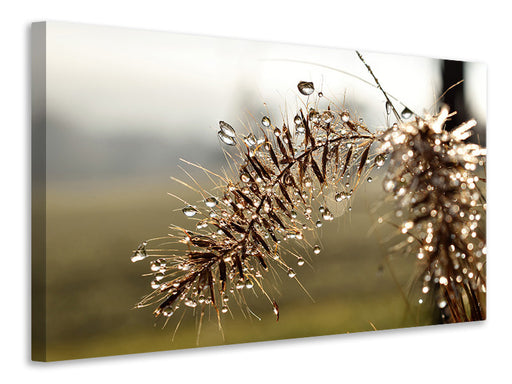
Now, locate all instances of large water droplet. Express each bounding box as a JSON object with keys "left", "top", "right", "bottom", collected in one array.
[
  {"left": 297, "top": 81, "right": 314, "bottom": 95},
  {"left": 182, "top": 205, "right": 198, "bottom": 217},
  {"left": 297, "top": 258, "right": 305, "bottom": 266},
  {"left": 261, "top": 116, "right": 271, "bottom": 127},
  {"left": 218, "top": 130, "right": 236, "bottom": 146},
  {"left": 401, "top": 107, "right": 413, "bottom": 119},
  {"left": 219, "top": 121, "right": 235, "bottom": 137},
  {"left": 205, "top": 197, "right": 218, "bottom": 208}
]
